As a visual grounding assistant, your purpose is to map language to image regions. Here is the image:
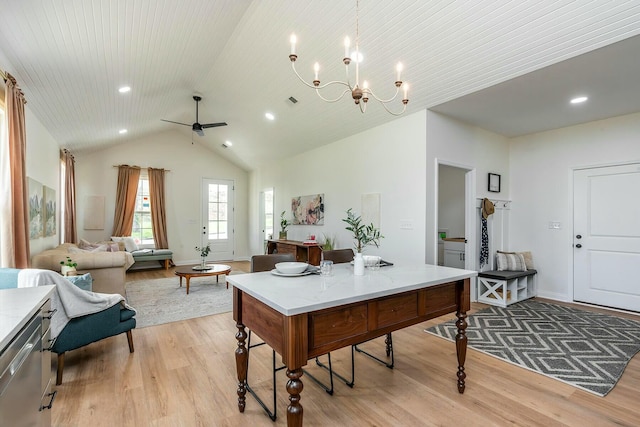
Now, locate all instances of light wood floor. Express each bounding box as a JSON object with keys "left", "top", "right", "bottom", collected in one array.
[{"left": 51, "top": 265, "right": 640, "bottom": 426}]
